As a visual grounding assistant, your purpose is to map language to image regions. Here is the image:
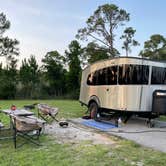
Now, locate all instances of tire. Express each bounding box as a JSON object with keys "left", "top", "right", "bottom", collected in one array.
[{"left": 89, "top": 102, "right": 99, "bottom": 120}]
